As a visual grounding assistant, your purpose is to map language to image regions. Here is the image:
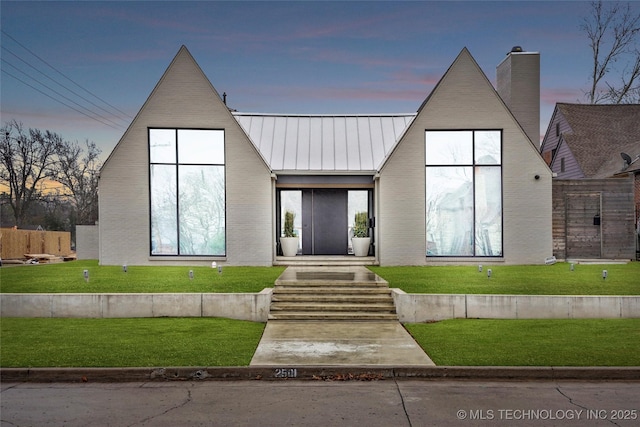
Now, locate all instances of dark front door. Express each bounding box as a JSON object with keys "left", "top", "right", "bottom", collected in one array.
[{"left": 302, "top": 189, "right": 348, "bottom": 255}]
